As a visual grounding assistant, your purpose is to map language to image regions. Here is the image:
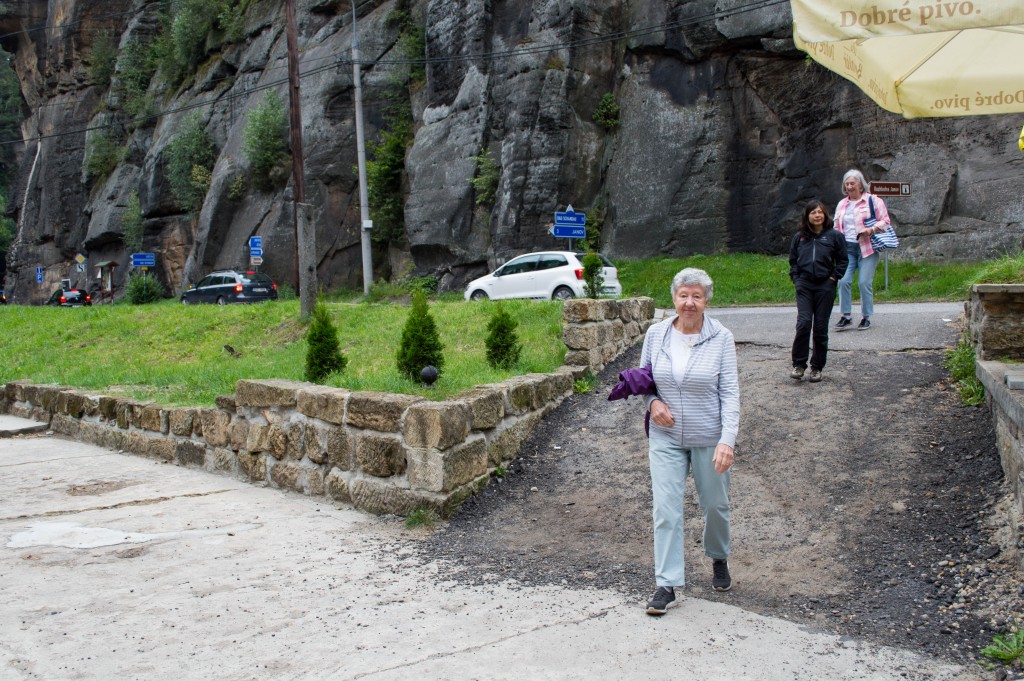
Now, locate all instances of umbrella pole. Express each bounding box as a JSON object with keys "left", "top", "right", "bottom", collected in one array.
[{"left": 884, "top": 251, "right": 889, "bottom": 290}]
